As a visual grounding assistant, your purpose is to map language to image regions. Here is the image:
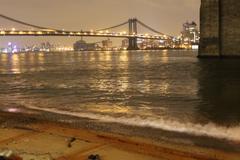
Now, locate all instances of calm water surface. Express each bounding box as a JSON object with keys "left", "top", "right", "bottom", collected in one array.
[{"left": 0, "top": 50, "right": 240, "bottom": 143}]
